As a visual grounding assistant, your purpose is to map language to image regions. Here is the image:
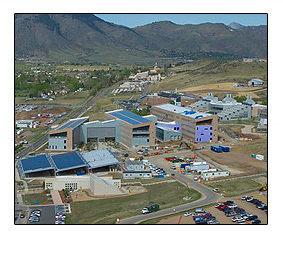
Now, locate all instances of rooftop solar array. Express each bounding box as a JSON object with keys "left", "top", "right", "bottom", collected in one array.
[
  {"left": 20, "top": 154, "right": 53, "bottom": 174},
  {"left": 57, "top": 117, "right": 89, "bottom": 130},
  {"left": 109, "top": 110, "right": 151, "bottom": 126},
  {"left": 51, "top": 152, "right": 87, "bottom": 171}
]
